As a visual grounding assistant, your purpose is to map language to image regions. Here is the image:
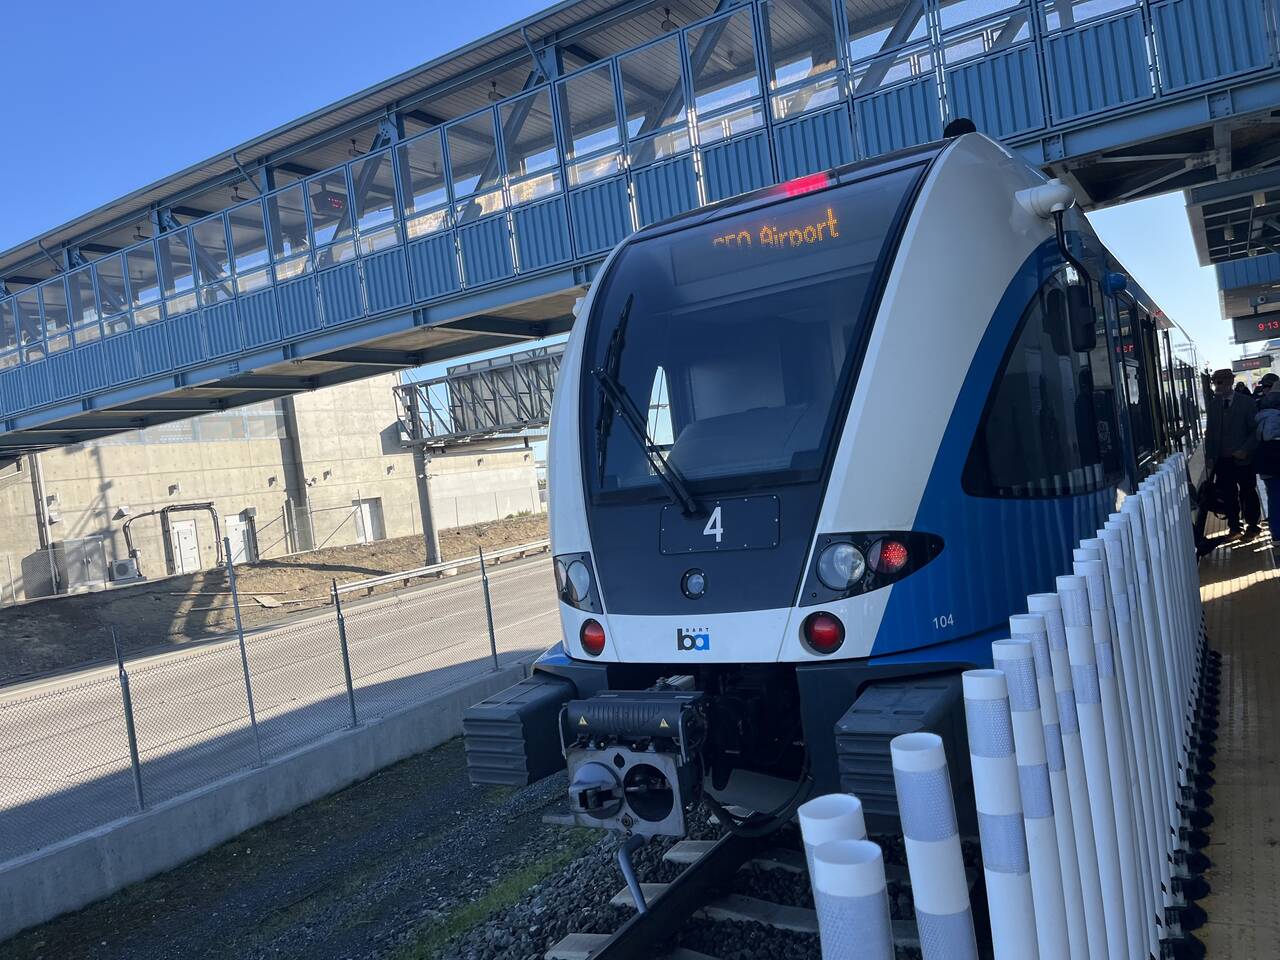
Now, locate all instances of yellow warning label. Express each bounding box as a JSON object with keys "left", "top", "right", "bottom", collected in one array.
[
  {"left": 658, "top": 718, "right": 670, "bottom": 729},
  {"left": 578, "top": 716, "right": 588, "bottom": 727}
]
